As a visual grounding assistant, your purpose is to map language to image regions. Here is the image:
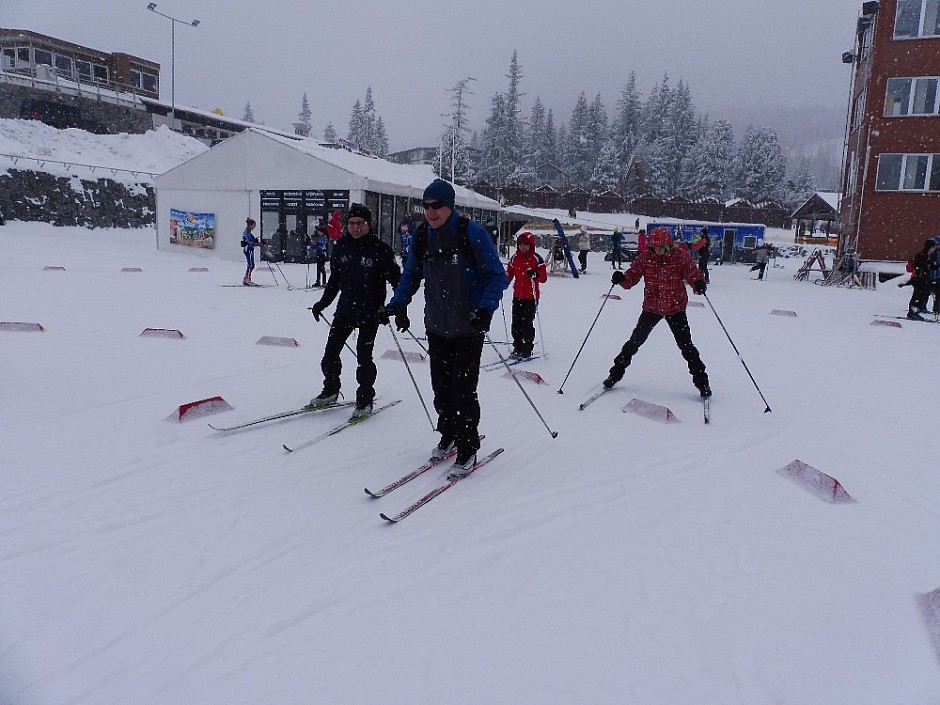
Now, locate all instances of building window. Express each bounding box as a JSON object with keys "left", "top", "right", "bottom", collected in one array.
[
  {"left": 75, "top": 60, "right": 92, "bottom": 81},
  {"left": 93, "top": 64, "right": 108, "bottom": 83},
  {"left": 54, "top": 54, "right": 73, "bottom": 78},
  {"left": 895, "top": 0, "right": 940, "bottom": 38},
  {"left": 885, "top": 77, "right": 940, "bottom": 115},
  {"left": 34, "top": 48, "right": 52, "bottom": 66},
  {"left": 130, "top": 68, "right": 158, "bottom": 93},
  {"left": 853, "top": 90, "right": 866, "bottom": 129},
  {"left": 876, "top": 153, "right": 940, "bottom": 190}
]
